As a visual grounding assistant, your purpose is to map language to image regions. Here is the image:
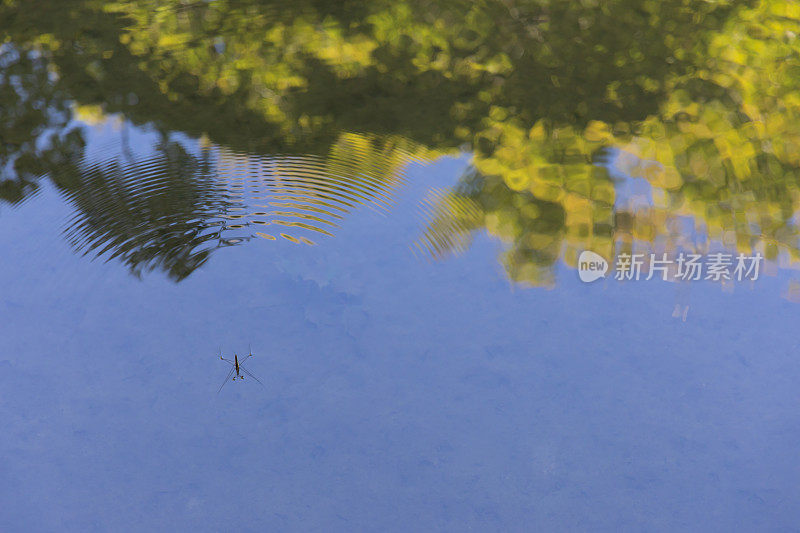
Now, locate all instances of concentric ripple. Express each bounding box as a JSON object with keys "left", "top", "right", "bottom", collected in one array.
[
  {"left": 59, "top": 142, "right": 227, "bottom": 281},
  {"left": 414, "top": 188, "right": 483, "bottom": 259},
  {"left": 55, "top": 133, "right": 427, "bottom": 280}
]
